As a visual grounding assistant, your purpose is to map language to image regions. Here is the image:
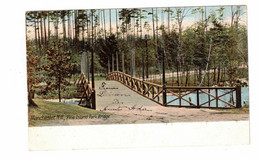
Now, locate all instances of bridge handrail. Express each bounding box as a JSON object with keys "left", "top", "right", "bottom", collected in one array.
[
  {"left": 165, "top": 86, "right": 236, "bottom": 89},
  {"left": 107, "top": 71, "right": 242, "bottom": 108},
  {"left": 108, "top": 71, "right": 163, "bottom": 88}
]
